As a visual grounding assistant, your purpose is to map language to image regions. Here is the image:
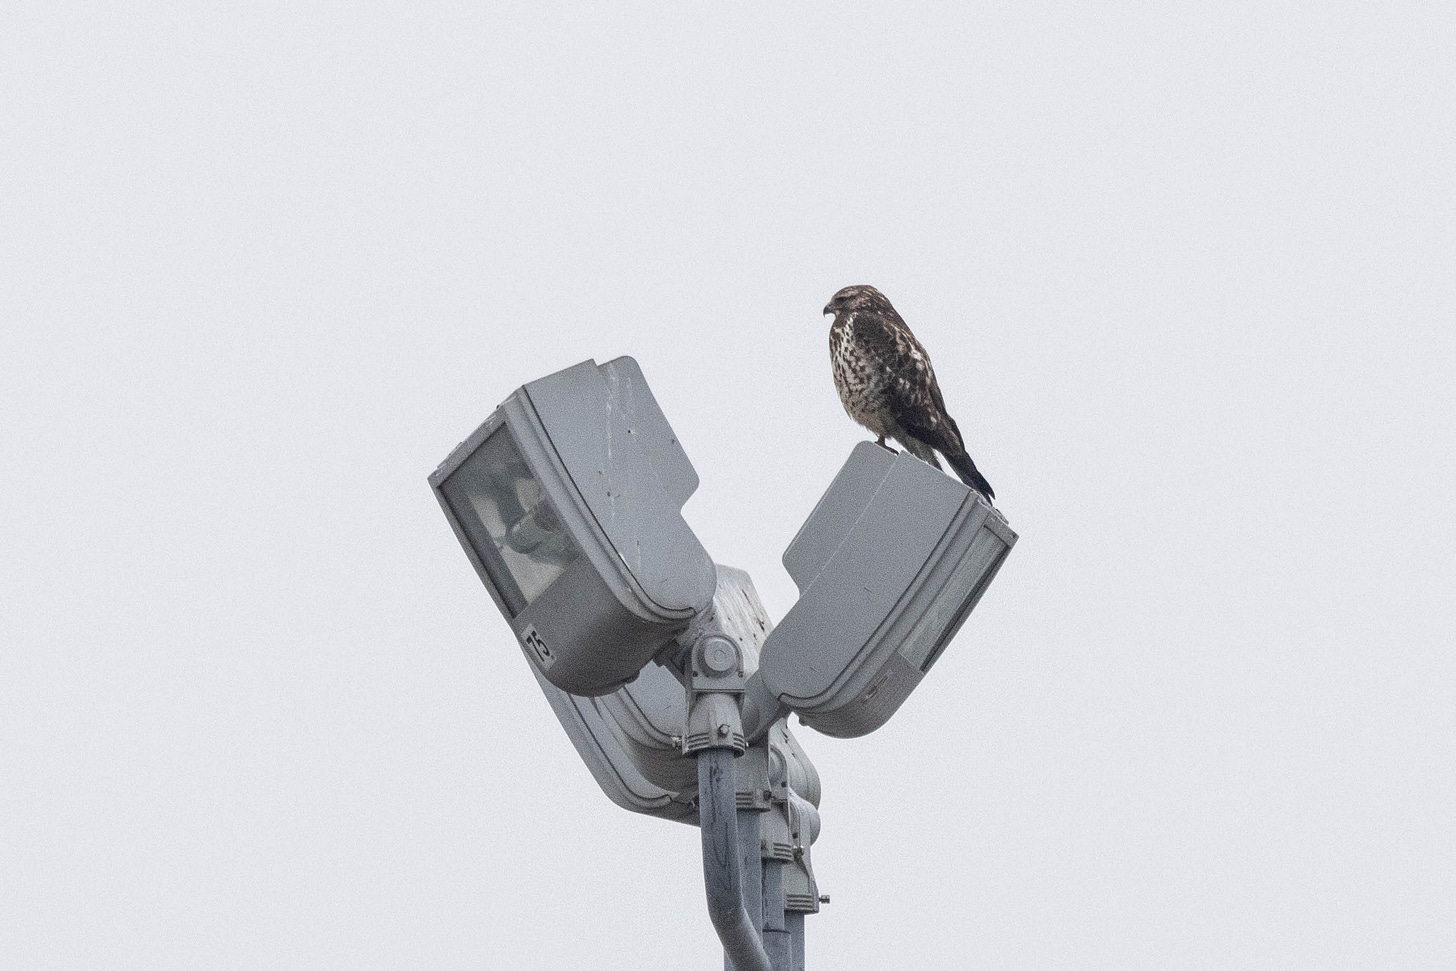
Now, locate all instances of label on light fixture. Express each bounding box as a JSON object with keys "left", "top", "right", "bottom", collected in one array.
[{"left": 521, "top": 624, "right": 556, "bottom": 670}]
